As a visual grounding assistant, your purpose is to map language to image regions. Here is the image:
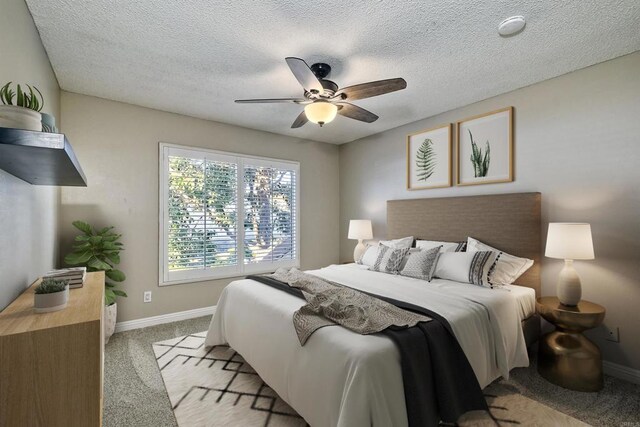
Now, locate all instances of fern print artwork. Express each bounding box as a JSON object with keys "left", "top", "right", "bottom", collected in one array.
[
  {"left": 416, "top": 138, "right": 437, "bottom": 181},
  {"left": 468, "top": 130, "right": 490, "bottom": 177},
  {"left": 407, "top": 125, "right": 451, "bottom": 190}
]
